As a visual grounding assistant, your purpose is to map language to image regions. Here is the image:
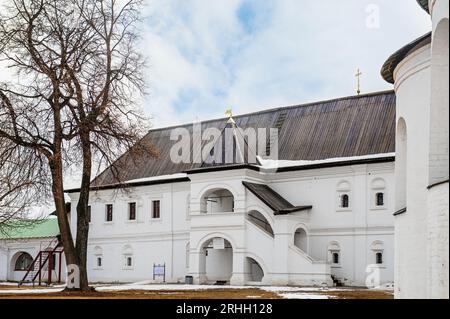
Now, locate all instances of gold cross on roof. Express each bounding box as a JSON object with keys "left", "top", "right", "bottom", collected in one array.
[{"left": 355, "top": 68, "right": 362, "bottom": 95}]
